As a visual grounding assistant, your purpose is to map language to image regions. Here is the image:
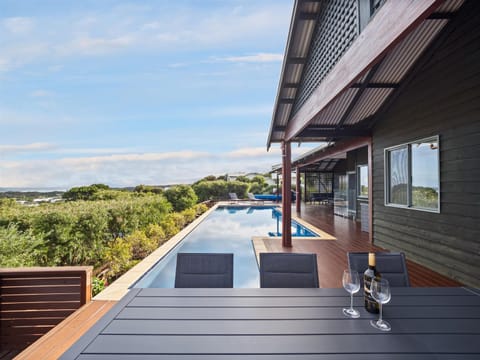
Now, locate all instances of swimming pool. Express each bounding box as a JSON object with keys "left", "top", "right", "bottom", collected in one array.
[{"left": 134, "top": 206, "right": 318, "bottom": 288}]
